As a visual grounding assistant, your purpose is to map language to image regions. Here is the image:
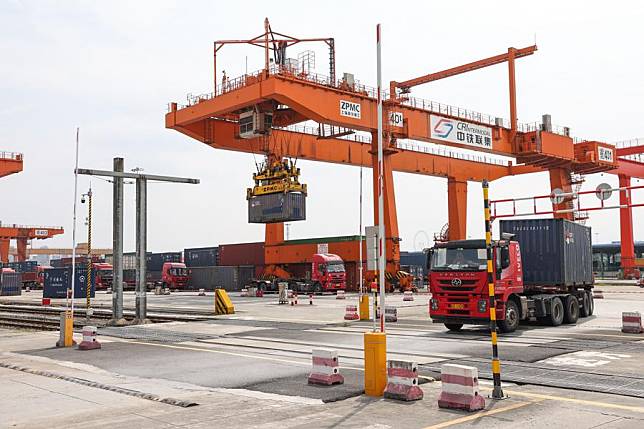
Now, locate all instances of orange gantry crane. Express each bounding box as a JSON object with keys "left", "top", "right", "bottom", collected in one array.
[
  {"left": 166, "top": 19, "right": 643, "bottom": 284},
  {"left": 0, "top": 225, "right": 65, "bottom": 263},
  {"left": 0, "top": 151, "right": 23, "bottom": 178}
]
